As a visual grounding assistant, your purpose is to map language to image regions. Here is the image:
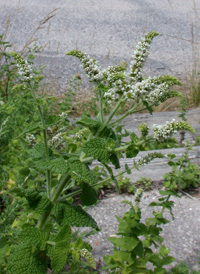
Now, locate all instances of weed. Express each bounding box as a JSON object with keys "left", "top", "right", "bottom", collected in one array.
[{"left": 164, "top": 146, "right": 200, "bottom": 191}]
